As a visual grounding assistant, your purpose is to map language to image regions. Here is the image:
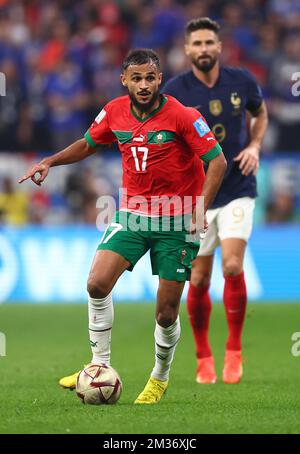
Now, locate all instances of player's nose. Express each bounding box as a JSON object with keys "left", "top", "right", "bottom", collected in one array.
[
  {"left": 200, "top": 43, "right": 208, "bottom": 53},
  {"left": 139, "top": 79, "right": 149, "bottom": 90}
]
